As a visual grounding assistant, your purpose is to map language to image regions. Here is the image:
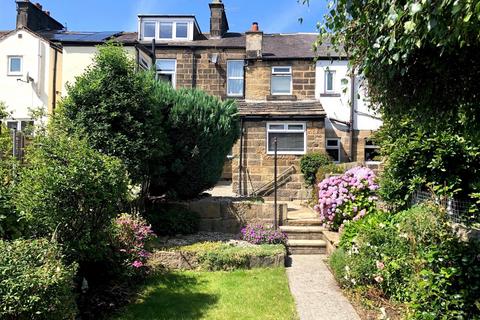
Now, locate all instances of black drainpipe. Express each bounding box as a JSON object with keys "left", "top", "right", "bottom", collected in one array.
[
  {"left": 151, "top": 38, "right": 156, "bottom": 67},
  {"left": 349, "top": 73, "right": 355, "bottom": 162},
  {"left": 238, "top": 118, "right": 244, "bottom": 195},
  {"left": 52, "top": 47, "right": 58, "bottom": 113}
]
